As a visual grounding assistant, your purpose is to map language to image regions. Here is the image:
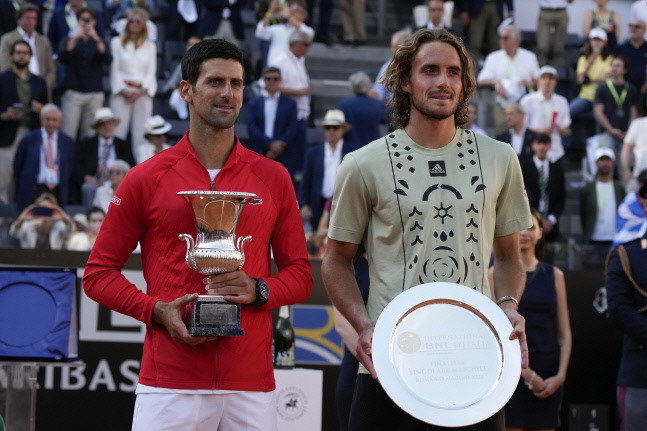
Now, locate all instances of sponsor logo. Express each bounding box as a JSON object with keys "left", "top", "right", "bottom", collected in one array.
[
  {"left": 428, "top": 161, "right": 446, "bottom": 176},
  {"left": 111, "top": 196, "right": 122, "bottom": 206},
  {"left": 277, "top": 386, "right": 308, "bottom": 421}
]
